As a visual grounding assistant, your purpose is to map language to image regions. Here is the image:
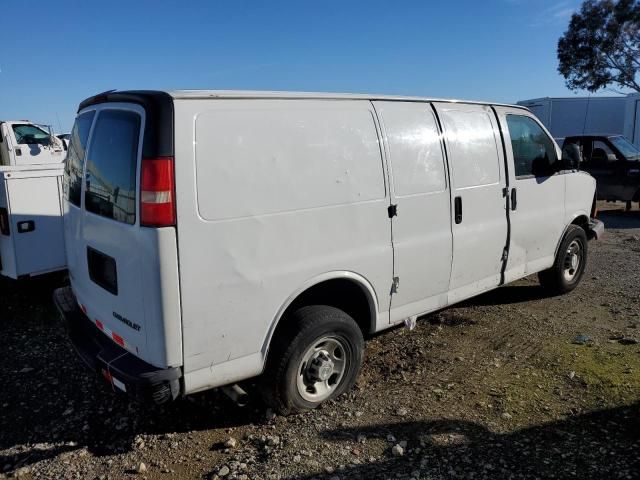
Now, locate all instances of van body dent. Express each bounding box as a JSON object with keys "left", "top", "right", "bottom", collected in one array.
[{"left": 54, "top": 90, "right": 603, "bottom": 410}]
